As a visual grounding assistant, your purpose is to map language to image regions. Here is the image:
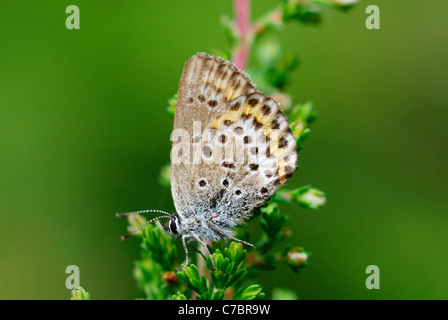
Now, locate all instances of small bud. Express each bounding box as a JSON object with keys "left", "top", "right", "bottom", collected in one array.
[
  {"left": 286, "top": 247, "right": 309, "bottom": 268},
  {"left": 162, "top": 271, "right": 178, "bottom": 285},
  {"left": 272, "top": 288, "right": 298, "bottom": 300},
  {"left": 172, "top": 293, "right": 187, "bottom": 300},
  {"left": 290, "top": 122, "right": 304, "bottom": 139},
  {"left": 282, "top": 0, "right": 324, "bottom": 24},
  {"left": 281, "top": 227, "right": 293, "bottom": 238},
  {"left": 331, "top": 0, "right": 358, "bottom": 6},
  {"left": 167, "top": 94, "right": 177, "bottom": 115},
  {"left": 225, "top": 287, "right": 234, "bottom": 300},
  {"left": 71, "top": 287, "right": 90, "bottom": 300},
  {"left": 291, "top": 186, "right": 326, "bottom": 210},
  {"left": 290, "top": 101, "right": 317, "bottom": 126}
]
